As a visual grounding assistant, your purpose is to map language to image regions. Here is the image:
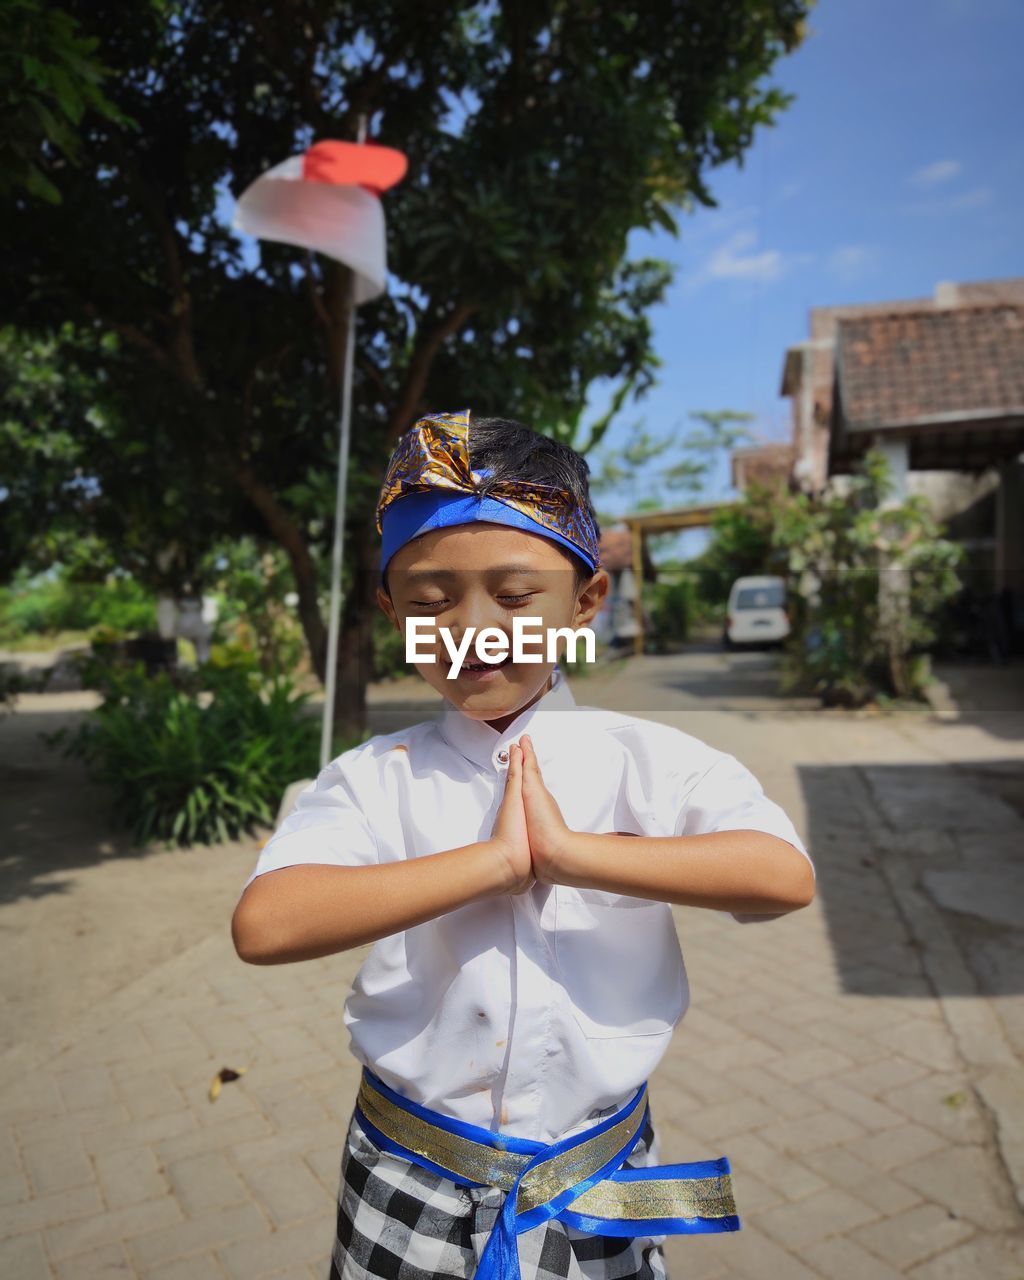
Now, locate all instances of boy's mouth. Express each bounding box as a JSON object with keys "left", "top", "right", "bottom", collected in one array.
[{"left": 449, "top": 654, "right": 514, "bottom": 678}]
